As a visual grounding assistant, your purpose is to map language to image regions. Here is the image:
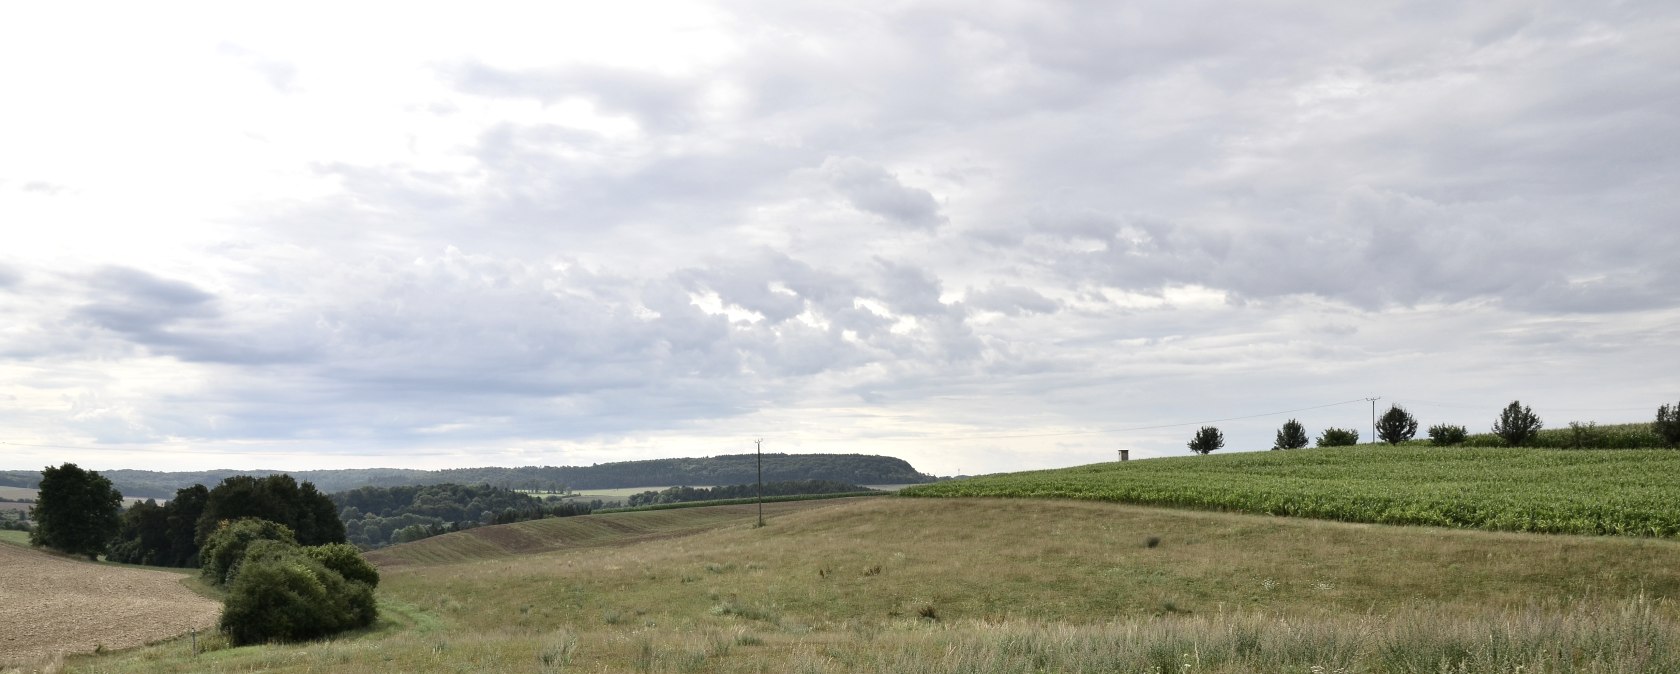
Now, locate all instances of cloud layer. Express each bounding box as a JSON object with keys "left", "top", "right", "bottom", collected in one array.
[{"left": 2, "top": 1, "right": 1677, "bottom": 473}]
